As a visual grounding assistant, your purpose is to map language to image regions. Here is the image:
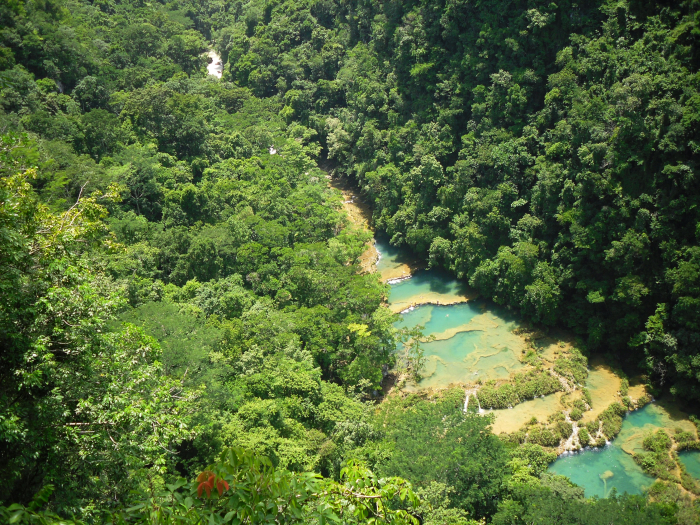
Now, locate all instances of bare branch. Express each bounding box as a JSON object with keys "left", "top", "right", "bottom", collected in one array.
[{"left": 57, "top": 180, "right": 90, "bottom": 233}]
